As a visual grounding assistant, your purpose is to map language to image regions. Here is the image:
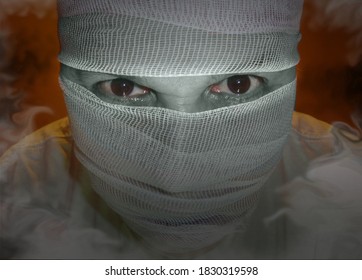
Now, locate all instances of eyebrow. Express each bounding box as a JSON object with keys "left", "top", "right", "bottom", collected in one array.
[
  {"left": 71, "top": 67, "right": 271, "bottom": 89},
  {"left": 72, "top": 70, "right": 119, "bottom": 87}
]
